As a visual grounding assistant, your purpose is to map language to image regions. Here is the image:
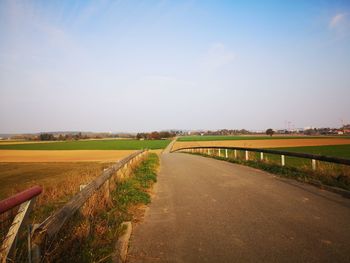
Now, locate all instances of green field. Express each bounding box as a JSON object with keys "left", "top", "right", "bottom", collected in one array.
[
  {"left": 177, "top": 135, "right": 341, "bottom": 141},
  {"left": 272, "top": 144, "right": 350, "bottom": 159},
  {"left": 198, "top": 144, "right": 350, "bottom": 171},
  {"left": 0, "top": 139, "right": 170, "bottom": 150},
  {"left": 193, "top": 144, "right": 350, "bottom": 190},
  {"left": 220, "top": 144, "right": 350, "bottom": 172}
]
